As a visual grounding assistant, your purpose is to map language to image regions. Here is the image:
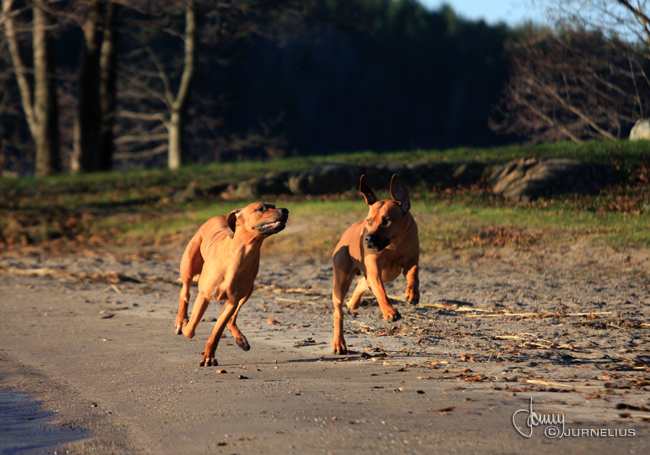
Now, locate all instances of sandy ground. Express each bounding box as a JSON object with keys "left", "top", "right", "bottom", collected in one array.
[{"left": 1, "top": 243, "right": 650, "bottom": 454}]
